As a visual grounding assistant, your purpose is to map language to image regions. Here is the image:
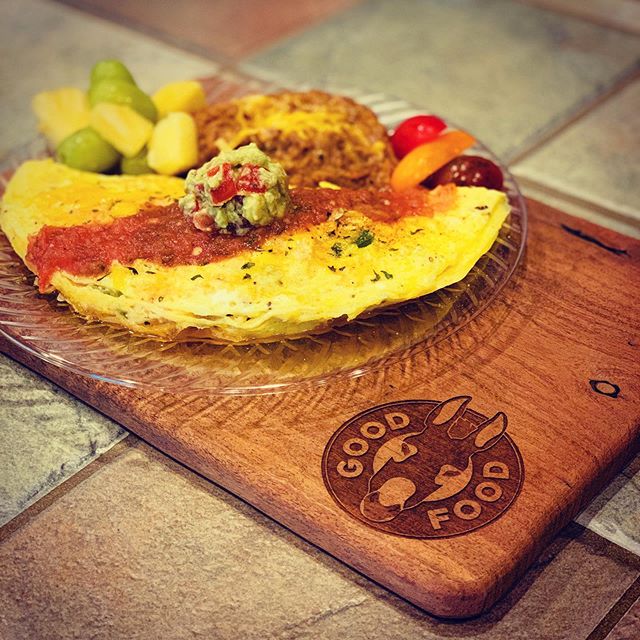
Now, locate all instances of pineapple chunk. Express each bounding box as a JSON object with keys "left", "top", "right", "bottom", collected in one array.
[
  {"left": 90, "top": 103, "right": 153, "bottom": 158},
  {"left": 32, "top": 87, "right": 90, "bottom": 147},
  {"left": 147, "top": 112, "right": 198, "bottom": 176},
  {"left": 152, "top": 80, "right": 206, "bottom": 119}
]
